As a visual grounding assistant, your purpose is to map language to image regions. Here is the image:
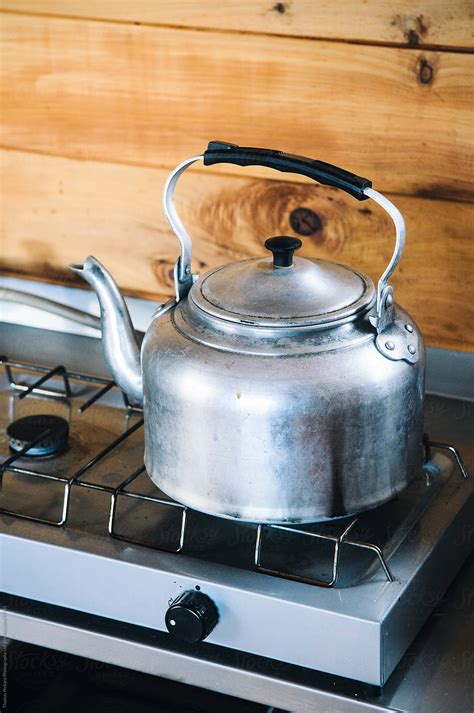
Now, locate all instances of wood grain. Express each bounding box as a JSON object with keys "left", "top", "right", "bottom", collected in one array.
[
  {"left": 1, "top": 149, "right": 472, "bottom": 351},
  {"left": 1, "top": 14, "right": 473, "bottom": 201},
  {"left": 1, "top": 1, "right": 472, "bottom": 49}
]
